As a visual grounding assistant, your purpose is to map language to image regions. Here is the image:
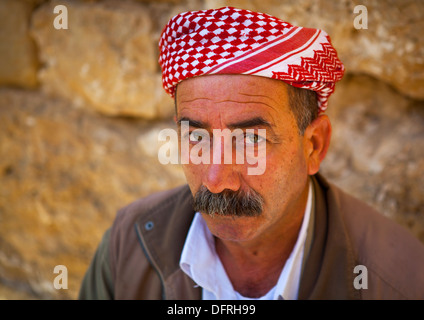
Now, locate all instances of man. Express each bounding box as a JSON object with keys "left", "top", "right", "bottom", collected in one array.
[{"left": 79, "top": 7, "right": 424, "bottom": 300}]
